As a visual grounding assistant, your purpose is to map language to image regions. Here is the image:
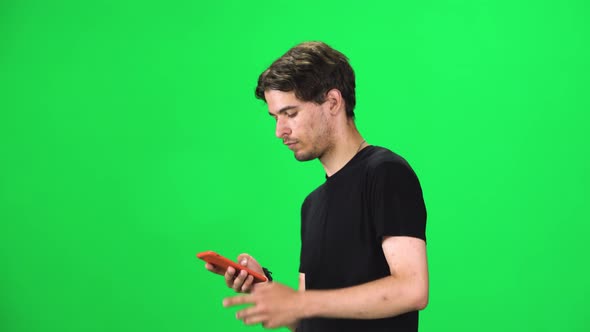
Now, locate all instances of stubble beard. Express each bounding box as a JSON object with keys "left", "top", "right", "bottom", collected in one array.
[
  {"left": 294, "top": 148, "right": 318, "bottom": 162},
  {"left": 293, "top": 118, "right": 332, "bottom": 162}
]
